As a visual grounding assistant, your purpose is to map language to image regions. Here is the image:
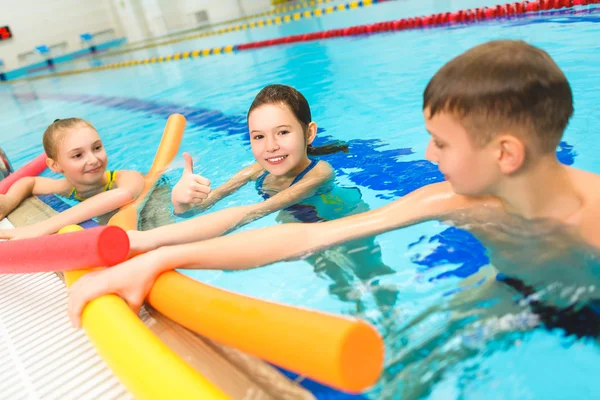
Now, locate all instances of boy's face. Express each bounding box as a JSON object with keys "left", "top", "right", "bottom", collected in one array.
[{"left": 424, "top": 109, "right": 501, "bottom": 196}]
